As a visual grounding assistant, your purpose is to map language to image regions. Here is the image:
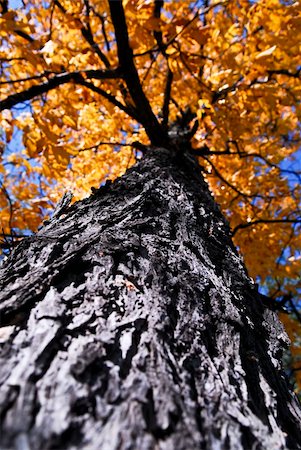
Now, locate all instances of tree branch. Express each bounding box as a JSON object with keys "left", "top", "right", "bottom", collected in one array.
[
  {"left": 152, "top": 1, "right": 173, "bottom": 129},
  {"left": 0, "top": 69, "right": 121, "bottom": 111},
  {"left": 78, "top": 140, "right": 148, "bottom": 153},
  {"left": 76, "top": 79, "right": 141, "bottom": 122},
  {"left": 13, "top": 29, "right": 34, "bottom": 43},
  {"left": 162, "top": 68, "right": 173, "bottom": 129},
  {"left": 83, "top": 68, "right": 122, "bottom": 80},
  {"left": 0, "top": 182, "right": 13, "bottom": 231},
  {"left": 109, "top": 0, "right": 167, "bottom": 146},
  {"left": 53, "top": 0, "right": 111, "bottom": 69},
  {"left": 82, "top": 0, "right": 111, "bottom": 68},
  {"left": 0, "top": 0, "right": 8, "bottom": 14},
  {"left": 153, "top": 1, "right": 166, "bottom": 57},
  {"left": 0, "top": 73, "right": 74, "bottom": 111},
  {"left": 232, "top": 218, "right": 301, "bottom": 236},
  {"left": 267, "top": 68, "right": 301, "bottom": 79},
  {"left": 202, "top": 155, "right": 265, "bottom": 199},
  {"left": 0, "top": 2, "right": 34, "bottom": 42}
]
